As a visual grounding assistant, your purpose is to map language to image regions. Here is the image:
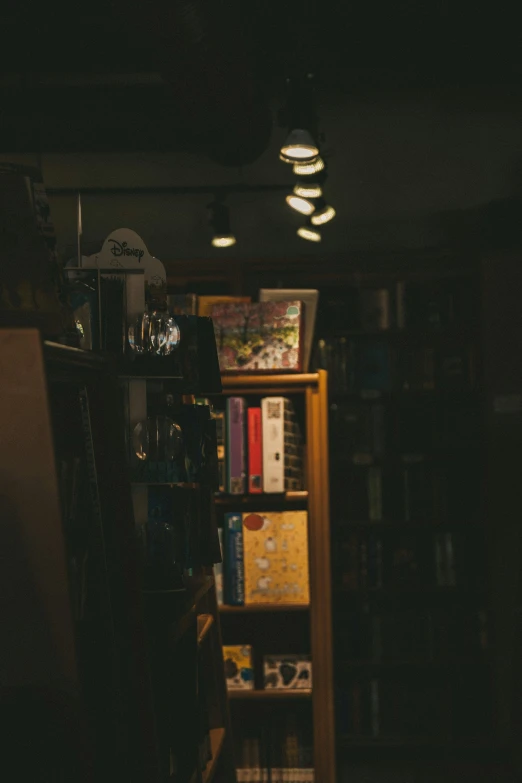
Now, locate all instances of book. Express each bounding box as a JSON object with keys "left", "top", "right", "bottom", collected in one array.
[
  {"left": 354, "top": 339, "right": 391, "bottom": 391},
  {"left": 215, "top": 527, "right": 224, "bottom": 605},
  {"left": 198, "top": 295, "right": 251, "bottom": 318},
  {"left": 211, "top": 409, "right": 226, "bottom": 493},
  {"left": 261, "top": 397, "right": 303, "bottom": 494},
  {"left": 263, "top": 655, "right": 312, "bottom": 690},
  {"left": 223, "top": 645, "right": 254, "bottom": 690},
  {"left": 248, "top": 407, "right": 263, "bottom": 494},
  {"left": 242, "top": 511, "right": 310, "bottom": 604},
  {"left": 211, "top": 300, "right": 305, "bottom": 373},
  {"left": 259, "top": 289, "right": 319, "bottom": 373},
  {"left": 224, "top": 513, "right": 244, "bottom": 605},
  {"left": 359, "top": 288, "right": 390, "bottom": 331},
  {"left": 226, "top": 397, "right": 246, "bottom": 494}
]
